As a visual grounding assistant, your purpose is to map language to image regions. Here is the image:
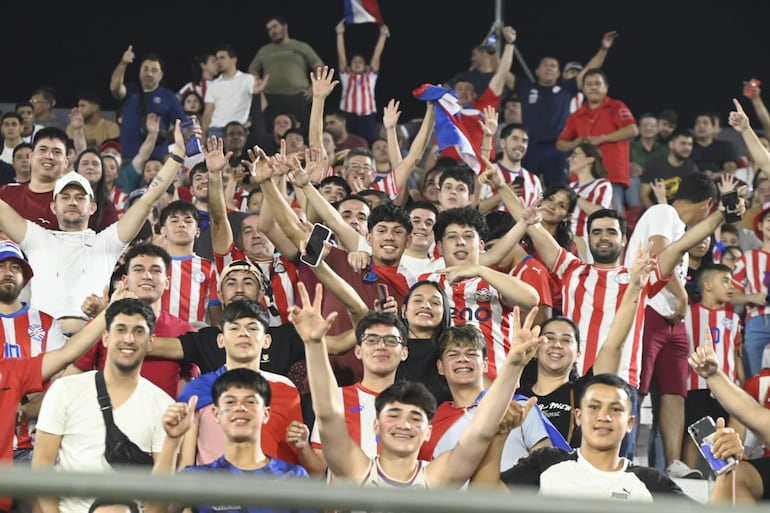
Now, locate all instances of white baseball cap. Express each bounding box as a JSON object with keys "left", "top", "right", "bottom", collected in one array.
[{"left": 54, "top": 171, "right": 94, "bottom": 199}]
